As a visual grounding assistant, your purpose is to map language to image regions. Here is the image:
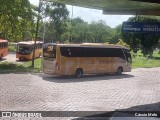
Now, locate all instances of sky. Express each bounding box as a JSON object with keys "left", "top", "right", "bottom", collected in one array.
[{"left": 29, "top": 0, "right": 133, "bottom": 28}]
